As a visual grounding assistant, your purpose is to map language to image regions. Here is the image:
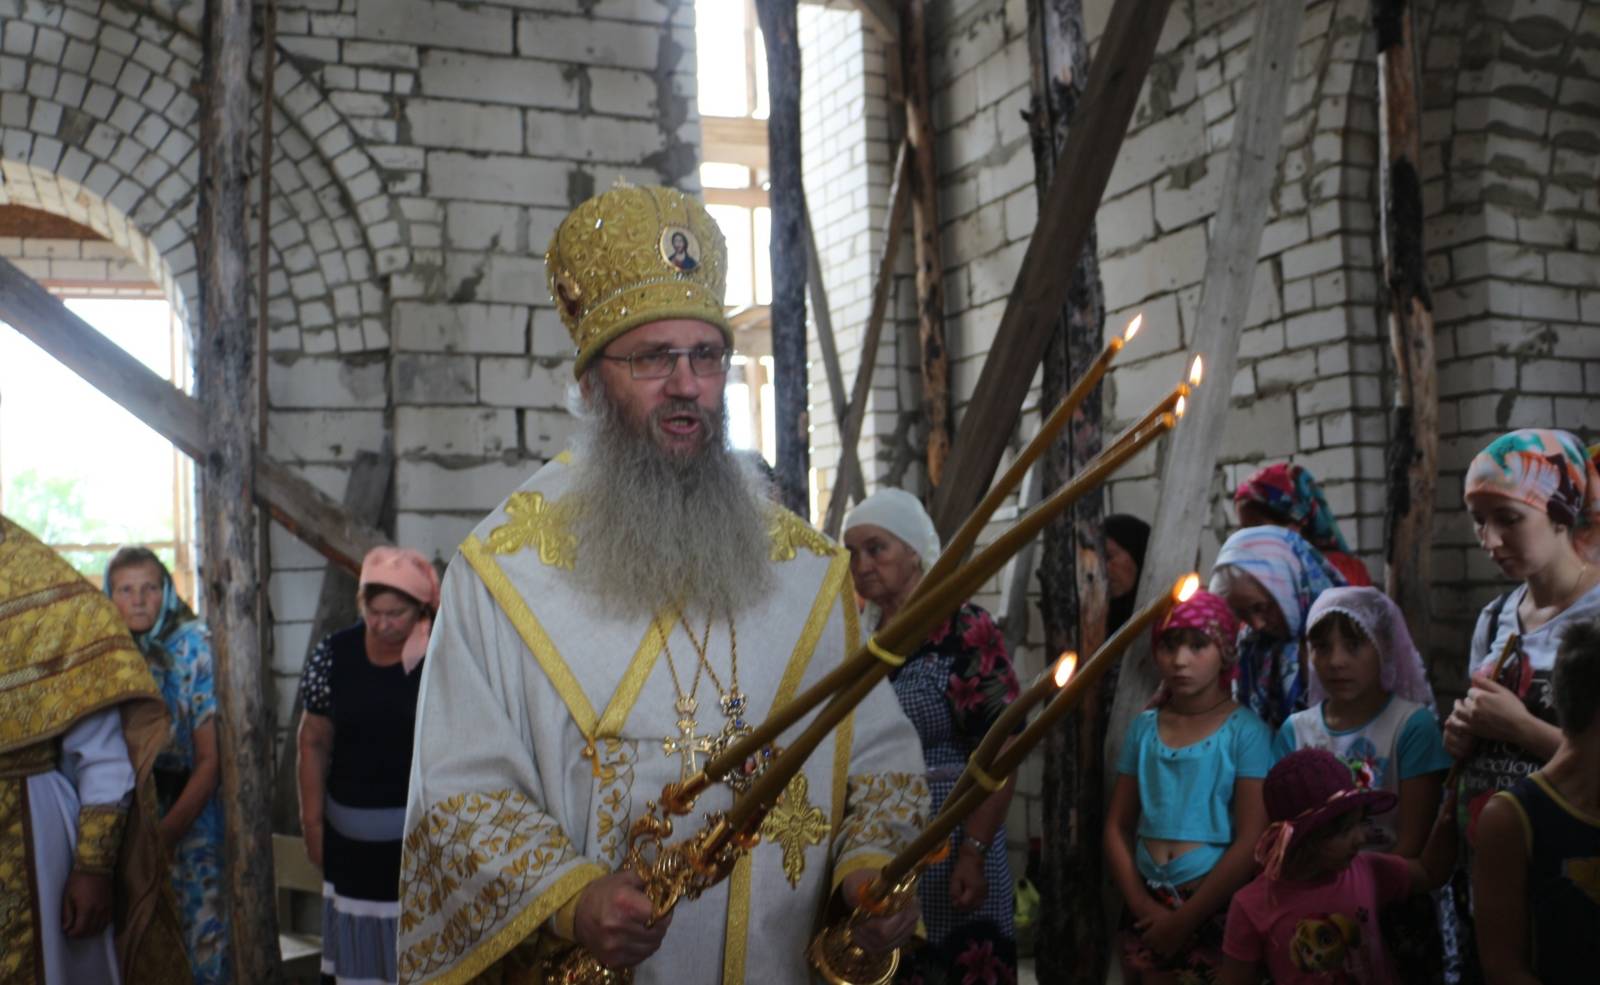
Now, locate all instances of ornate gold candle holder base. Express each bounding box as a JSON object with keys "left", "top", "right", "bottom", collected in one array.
[
  {"left": 806, "top": 921, "right": 900, "bottom": 985},
  {"left": 540, "top": 944, "right": 633, "bottom": 985}
]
